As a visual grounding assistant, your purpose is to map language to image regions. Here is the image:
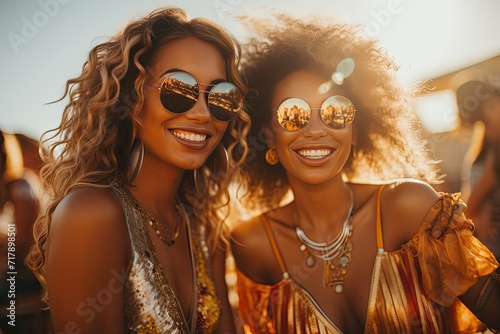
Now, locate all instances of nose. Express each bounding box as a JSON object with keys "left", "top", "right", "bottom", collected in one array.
[
  {"left": 303, "top": 109, "right": 327, "bottom": 138},
  {"left": 185, "top": 90, "right": 212, "bottom": 123}
]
